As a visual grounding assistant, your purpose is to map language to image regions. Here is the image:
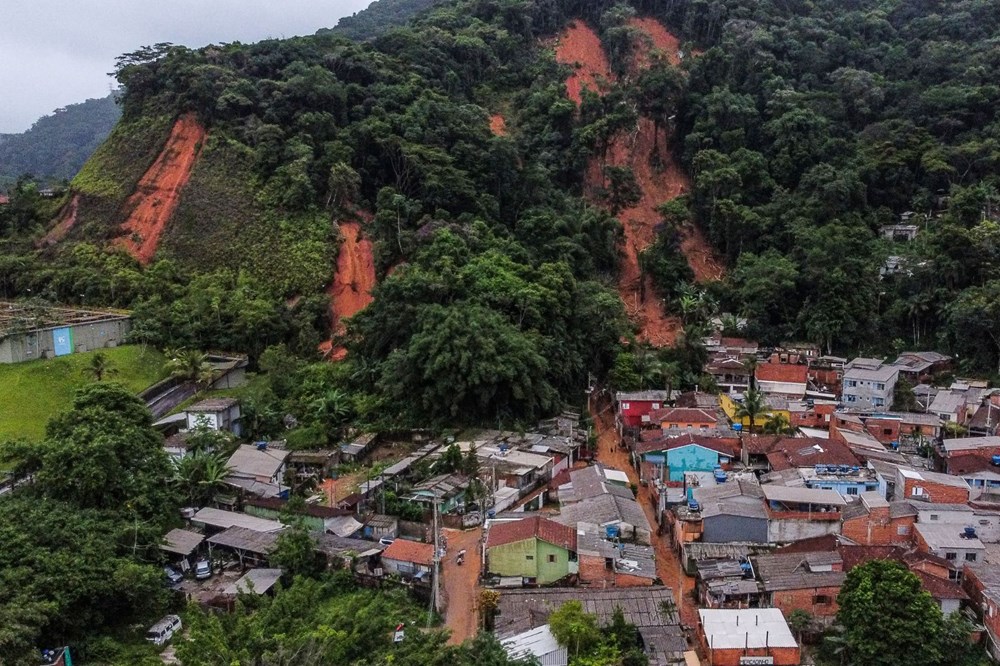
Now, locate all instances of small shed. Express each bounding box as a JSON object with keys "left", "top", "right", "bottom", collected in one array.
[
  {"left": 223, "top": 568, "right": 284, "bottom": 596},
  {"left": 380, "top": 539, "right": 434, "bottom": 577},
  {"left": 161, "top": 528, "right": 205, "bottom": 567},
  {"left": 501, "top": 624, "right": 568, "bottom": 666},
  {"left": 207, "top": 526, "right": 280, "bottom": 568}
]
